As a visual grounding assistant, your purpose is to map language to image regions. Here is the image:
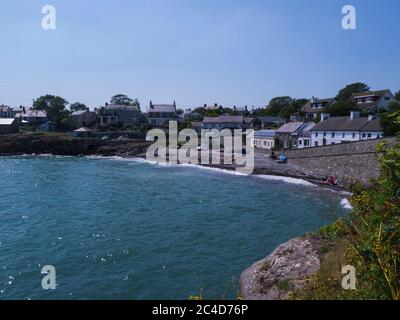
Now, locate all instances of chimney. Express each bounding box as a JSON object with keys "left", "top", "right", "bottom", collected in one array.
[
  {"left": 350, "top": 111, "right": 360, "bottom": 120},
  {"left": 320, "top": 113, "right": 330, "bottom": 122}
]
